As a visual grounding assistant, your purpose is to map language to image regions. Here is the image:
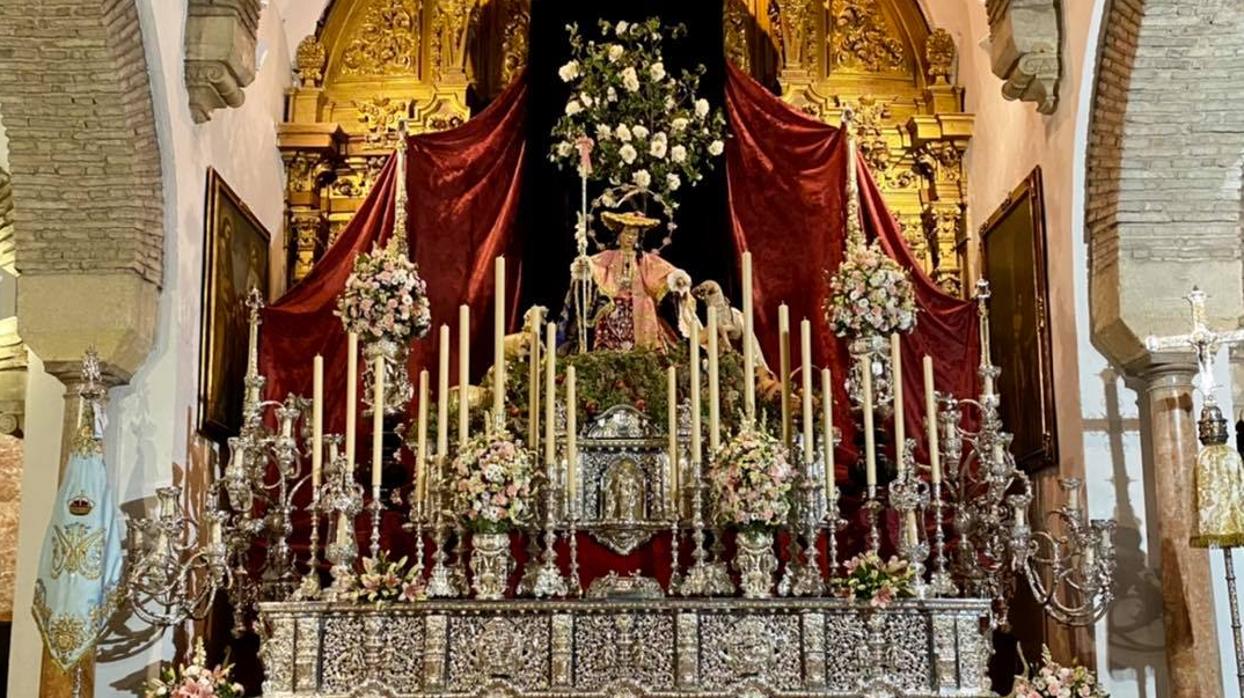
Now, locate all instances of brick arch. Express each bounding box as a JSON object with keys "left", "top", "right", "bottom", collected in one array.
[
  {"left": 1086, "top": 0, "right": 1244, "bottom": 368},
  {"left": 0, "top": 0, "right": 163, "bottom": 378}
]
